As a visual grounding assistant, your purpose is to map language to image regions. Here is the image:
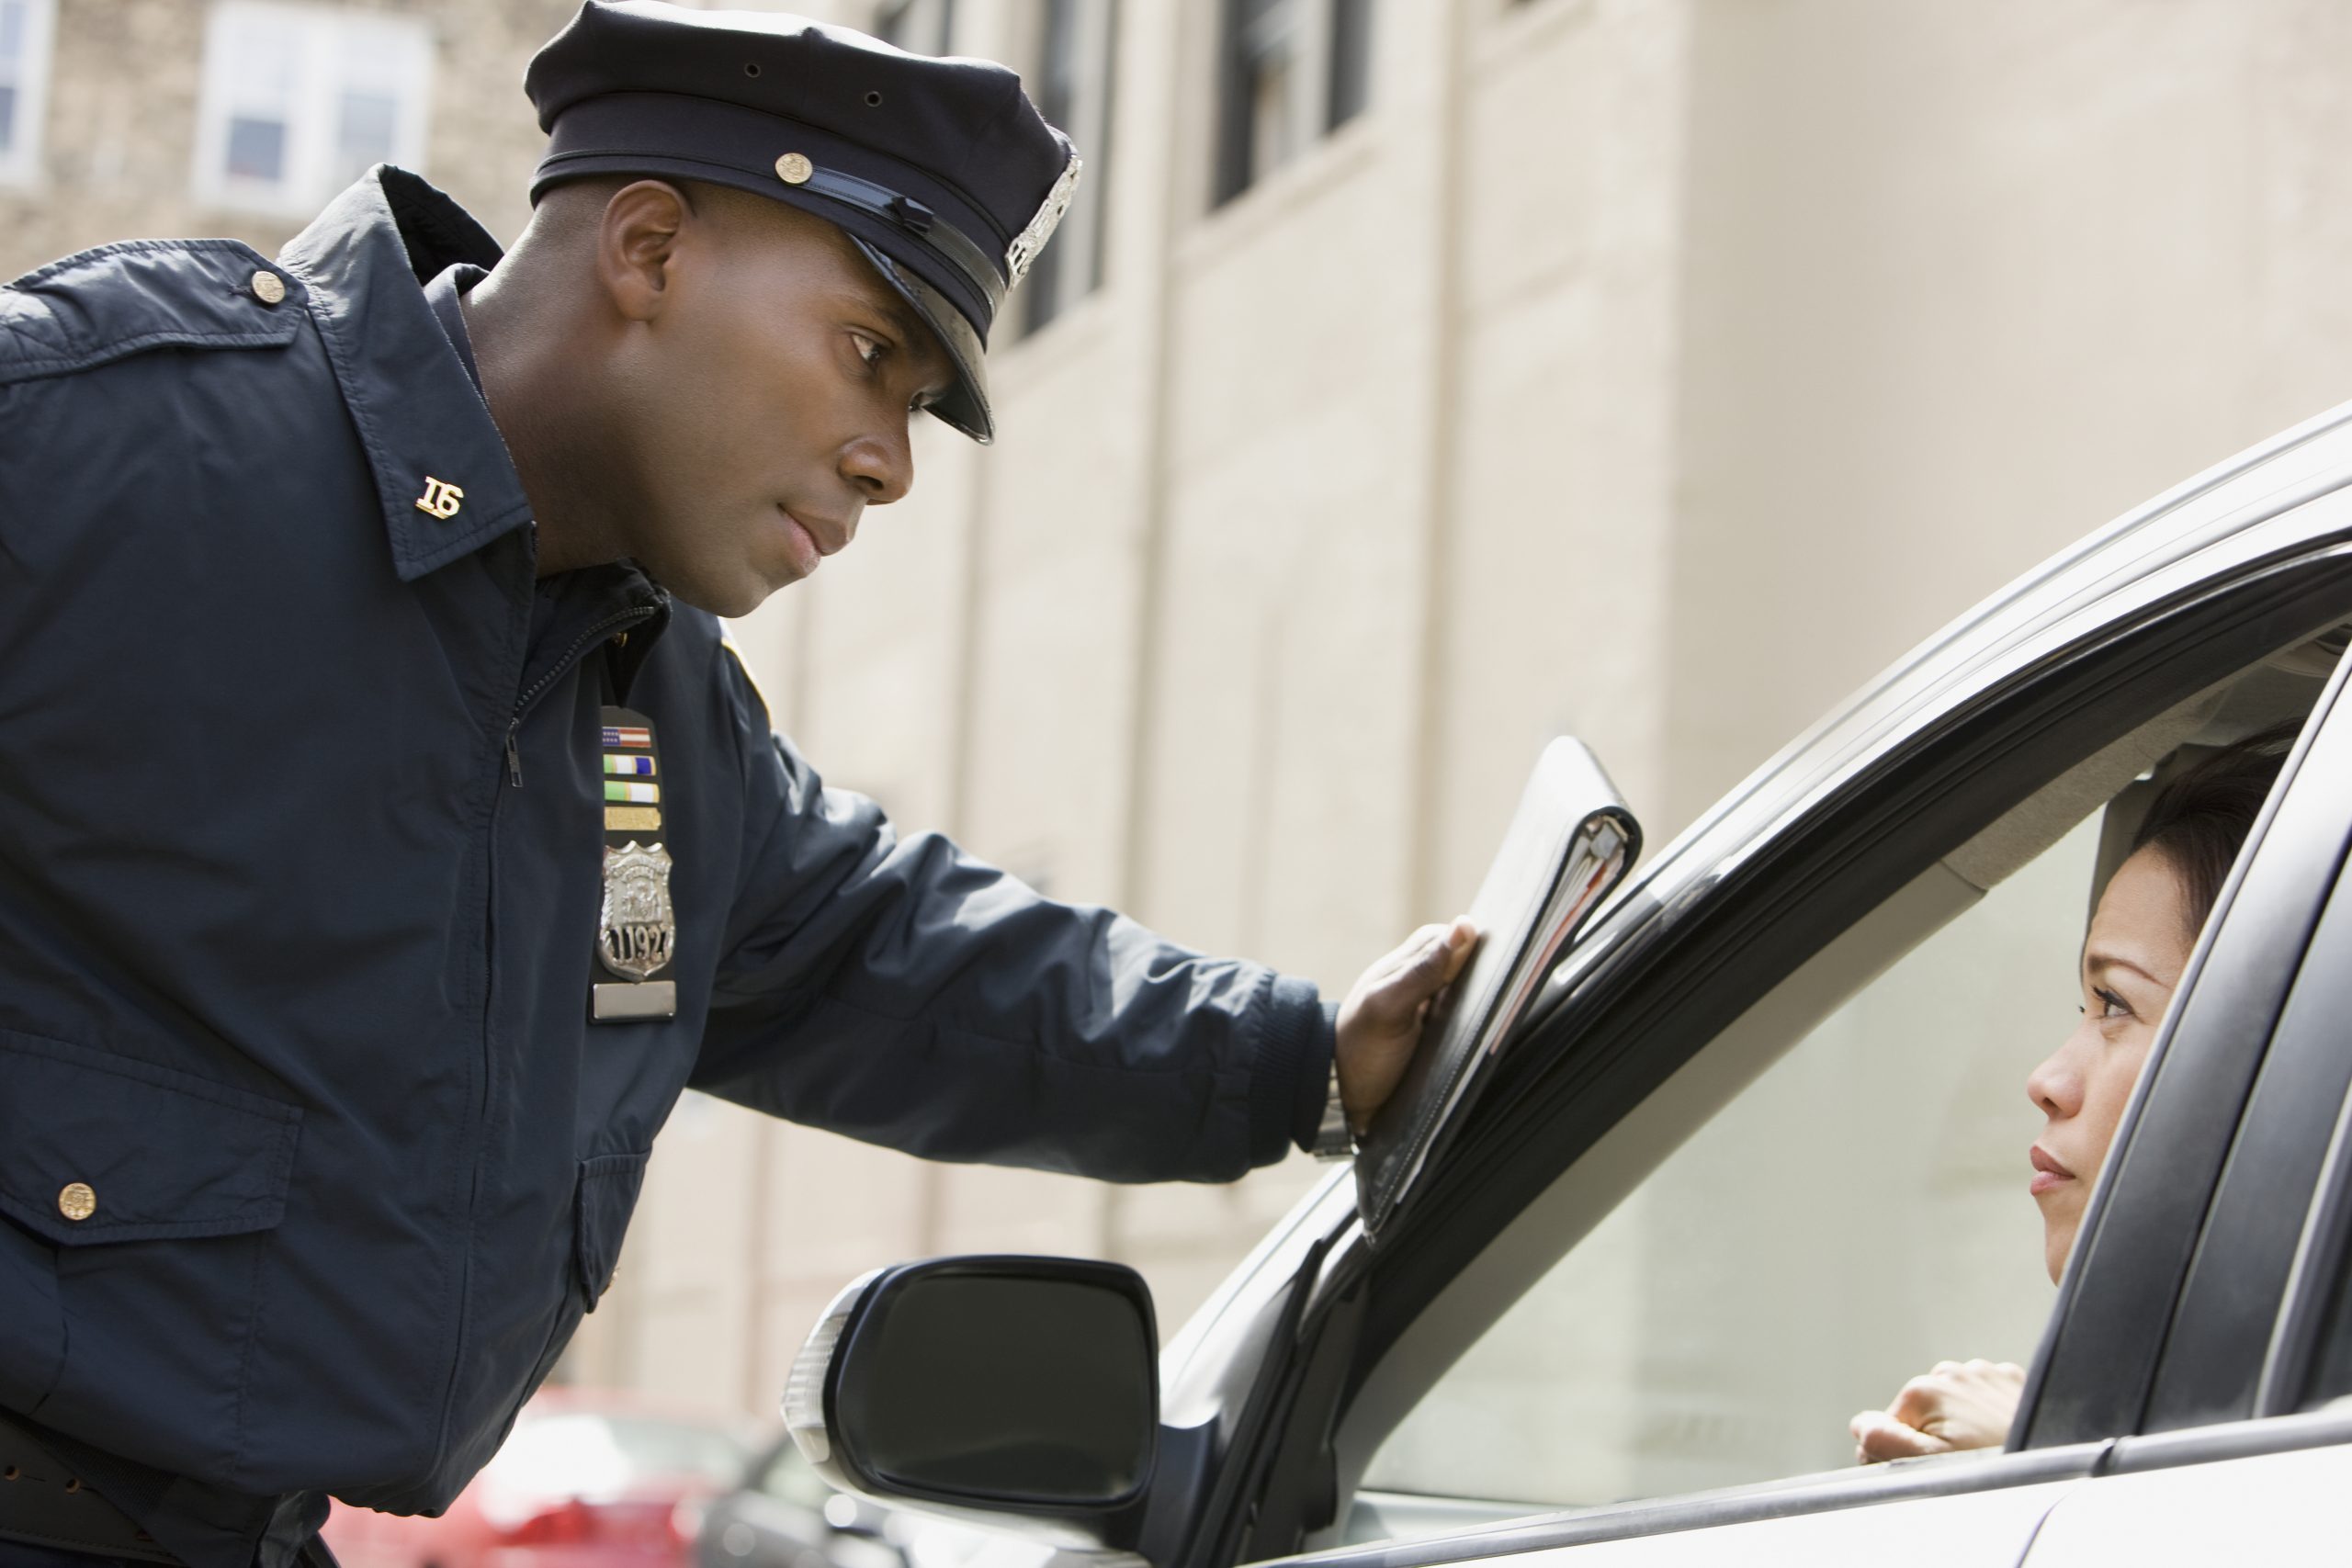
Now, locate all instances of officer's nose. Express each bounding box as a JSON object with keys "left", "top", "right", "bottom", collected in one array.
[{"left": 839, "top": 426, "right": 913, "bottom": 506}]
